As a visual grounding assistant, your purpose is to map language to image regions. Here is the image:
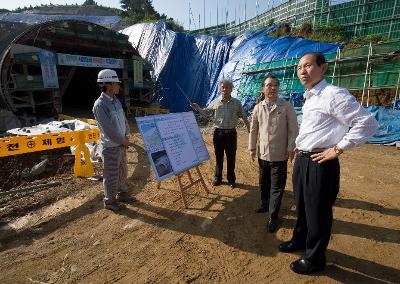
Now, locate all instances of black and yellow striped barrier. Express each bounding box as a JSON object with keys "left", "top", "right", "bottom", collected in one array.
[{"left": 0, "top": 128, "right": 100, "bottom": 177}]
